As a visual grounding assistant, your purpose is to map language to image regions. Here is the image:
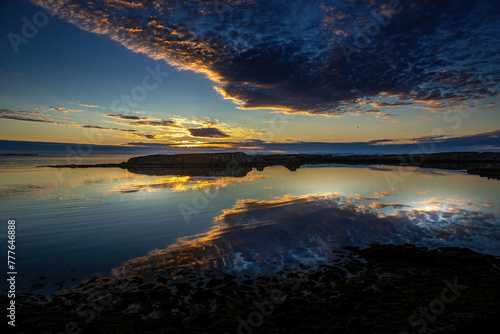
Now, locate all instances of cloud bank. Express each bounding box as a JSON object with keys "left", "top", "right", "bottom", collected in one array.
[
  {"left": 194, "top": 129, "right": 500, "bottom": 153},
  {"left": 1, "top": 127, "right": 498, "bottom": 154},
  {"left": 30, "top": 0, "right": 500, "bottom": 116}
]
